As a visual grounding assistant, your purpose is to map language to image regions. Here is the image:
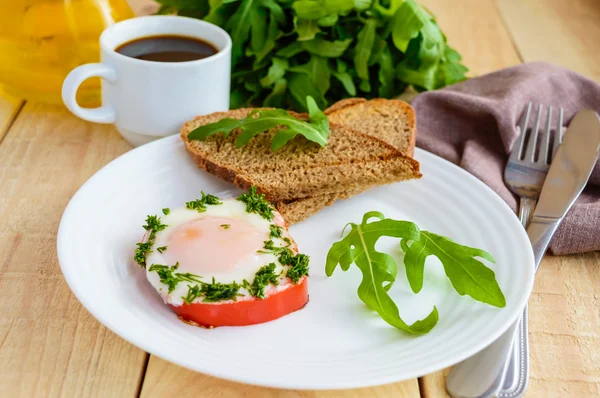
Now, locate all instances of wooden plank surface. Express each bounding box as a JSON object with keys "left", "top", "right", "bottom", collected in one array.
[
  {"left": 0, "top": 89, "right": 23, "bottom": 142},
  {"left": 527, "top": 253, "right": 600, "bottom": 396},
  {"left": 0, "top": 102, "right": 147, "bottom": 397},
  {"left": 140, "top": 357, "right": 421, "bottom": 398},
  {"left": 496, "top": 0, "right": 600, "bottom": 81},
  {"left": 420, "top": 0, "right": 521, "bottom": 77},
  {"left": 1, "top": 0, "right": 599, "bottom": 397}
]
